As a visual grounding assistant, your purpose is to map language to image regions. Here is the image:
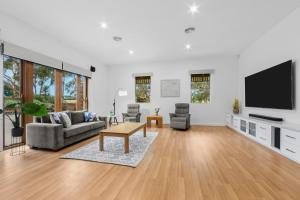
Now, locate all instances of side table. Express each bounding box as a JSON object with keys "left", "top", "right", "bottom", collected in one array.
[{"left": 147, "top": 115, "right": 163, "bottom": 128}]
